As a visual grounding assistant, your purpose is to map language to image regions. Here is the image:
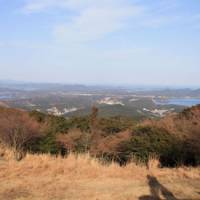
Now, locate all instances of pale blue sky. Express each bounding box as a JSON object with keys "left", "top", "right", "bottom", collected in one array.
[{"left": 0, "top": 0, "right": 200, "bottom": 86}]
